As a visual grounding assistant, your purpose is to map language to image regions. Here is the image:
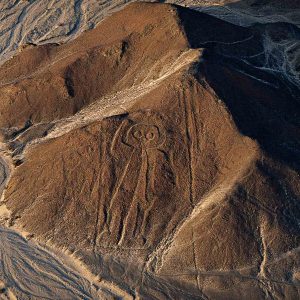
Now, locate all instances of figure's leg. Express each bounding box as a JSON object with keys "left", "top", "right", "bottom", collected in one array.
[{"left": 118, "top": 148, "right": 149, "bottom": 247}]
